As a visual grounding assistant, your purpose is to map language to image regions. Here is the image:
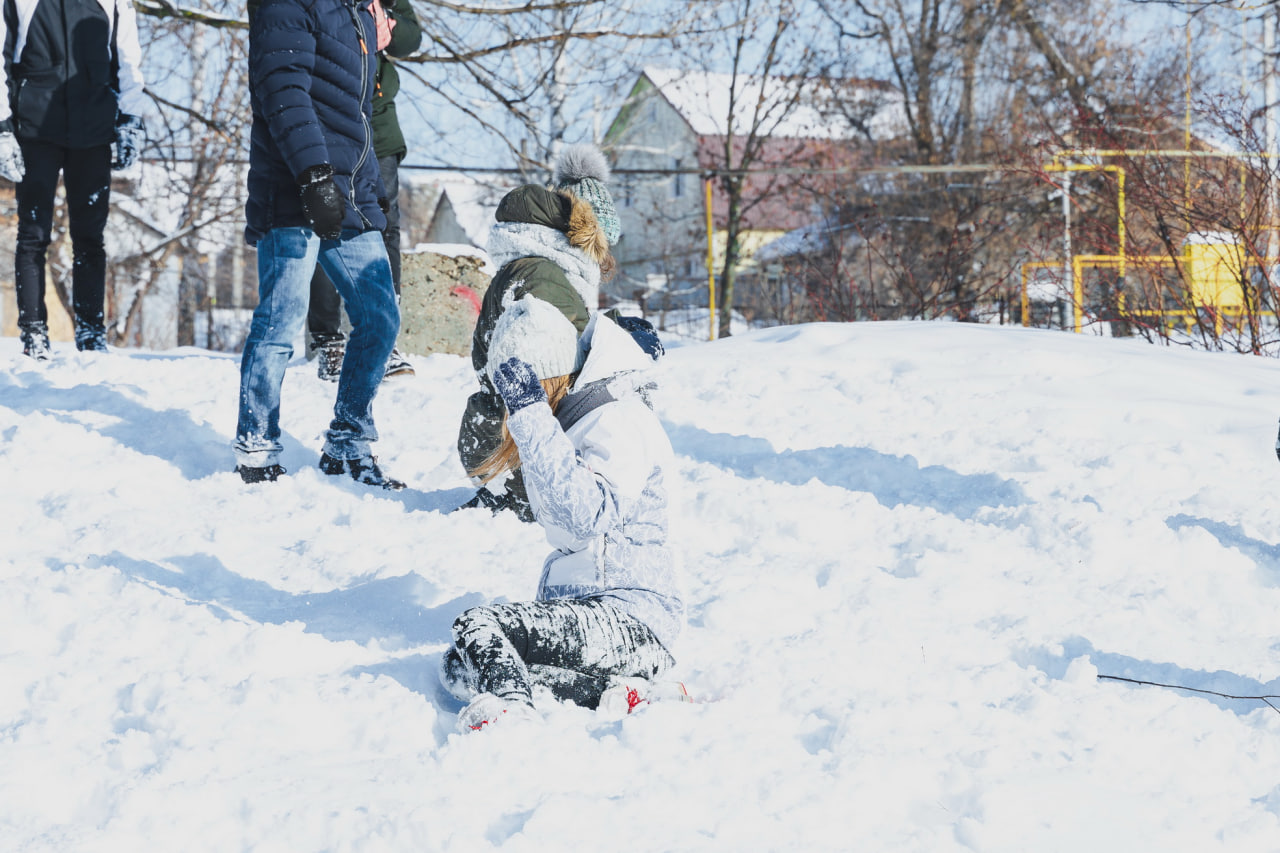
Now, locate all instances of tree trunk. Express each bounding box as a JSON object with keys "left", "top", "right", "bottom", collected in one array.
[{"left": 717, "top": 181, "right": 745, "bottom": 338}]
